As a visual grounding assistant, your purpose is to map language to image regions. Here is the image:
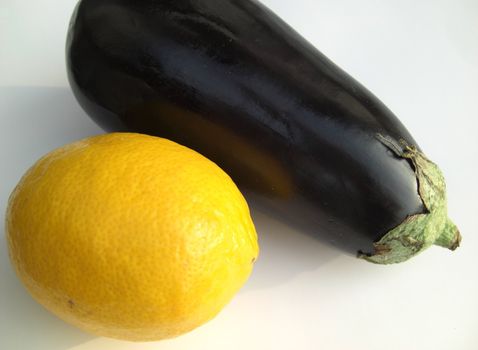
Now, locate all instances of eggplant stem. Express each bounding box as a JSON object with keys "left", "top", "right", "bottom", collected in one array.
[
  {"left": 361, "top": 135, "right": 461, "bottom": 264},
  {"left": 435, "top": 219, "right": 461, "bottom": 250}
]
